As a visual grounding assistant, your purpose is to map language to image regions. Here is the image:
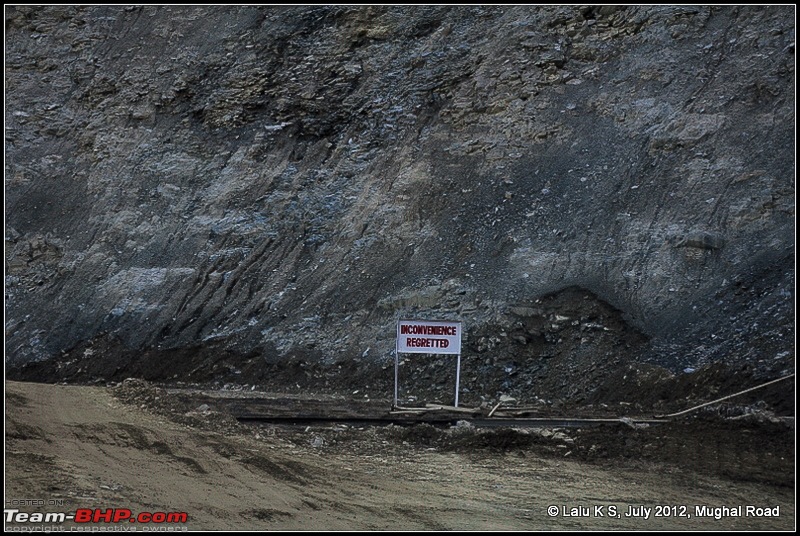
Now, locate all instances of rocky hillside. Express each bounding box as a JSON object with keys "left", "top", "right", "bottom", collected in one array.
[{"left": 5, "top": 6, "right": 795, "bottom": 405}]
